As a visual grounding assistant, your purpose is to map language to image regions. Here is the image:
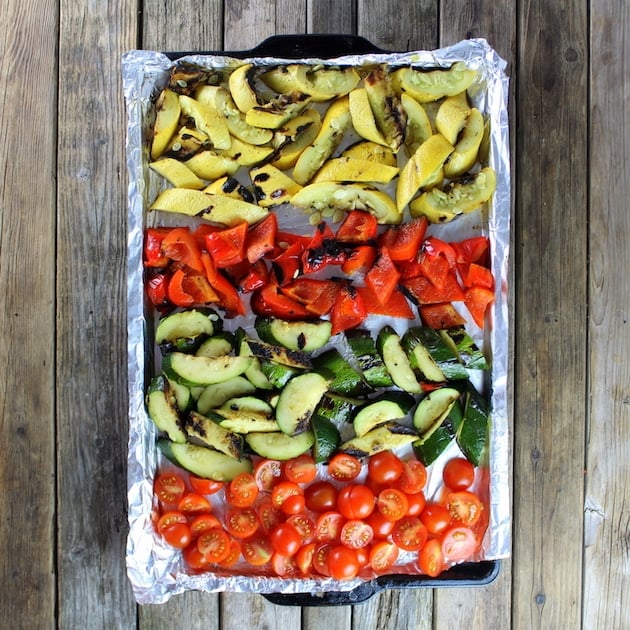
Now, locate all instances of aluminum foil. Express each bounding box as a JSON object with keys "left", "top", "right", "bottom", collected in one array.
[{"left": 123, "top": 38, "right": 511, "bottom": 605}]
